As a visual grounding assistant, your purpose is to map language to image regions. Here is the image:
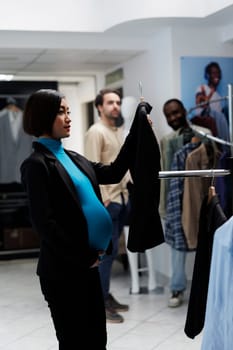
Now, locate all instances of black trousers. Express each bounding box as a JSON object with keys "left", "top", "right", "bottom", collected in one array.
[{"left": 40, "top": 267, "right": 107, "bottom": 349}]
